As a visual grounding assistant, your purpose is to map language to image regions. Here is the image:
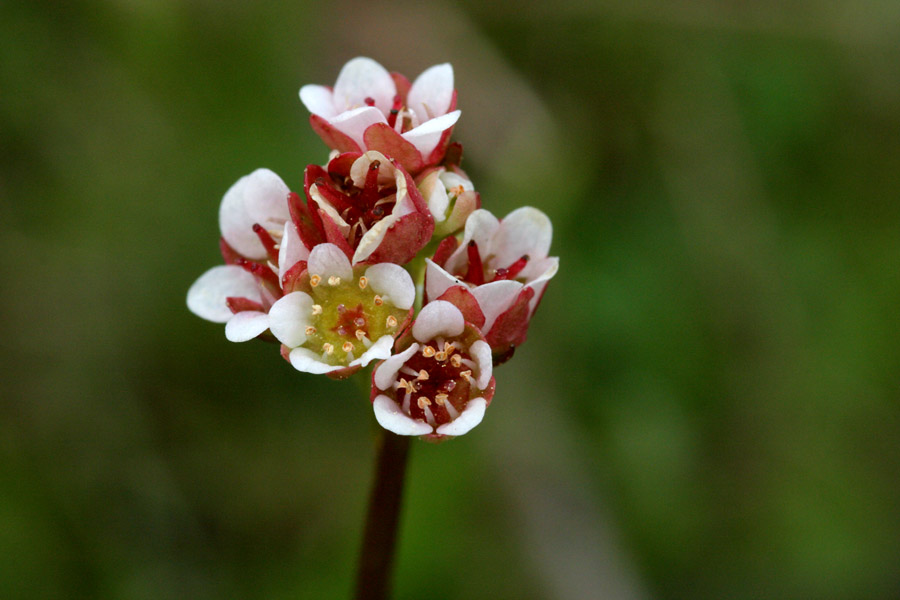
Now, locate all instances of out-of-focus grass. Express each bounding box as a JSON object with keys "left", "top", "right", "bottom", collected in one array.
[{"left": 2, "top": 1, "right": 900, "bottom": 599}]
